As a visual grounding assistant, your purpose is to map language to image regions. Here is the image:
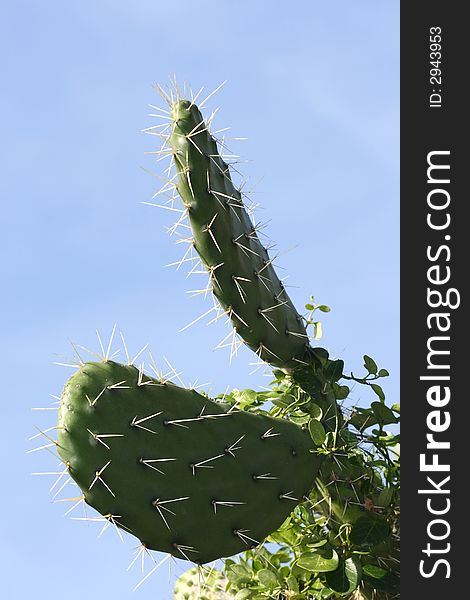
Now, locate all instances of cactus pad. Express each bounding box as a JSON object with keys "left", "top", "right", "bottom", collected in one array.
[
  {"left": 57, "top": 361, "right": 321, "bottom": 563},
  {"left": 174, "top": 566, "right": 233, "bottom": 599},
  {"left": 168, "top": 99, "right": 310, "bottom": 369}
]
